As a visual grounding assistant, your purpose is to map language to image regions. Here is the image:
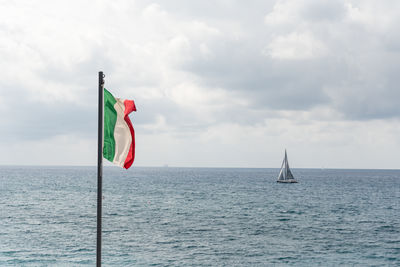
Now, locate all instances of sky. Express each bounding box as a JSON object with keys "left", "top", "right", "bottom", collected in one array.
[{"left": 1, "top": 0, "right": 399, "bottom": 169}]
